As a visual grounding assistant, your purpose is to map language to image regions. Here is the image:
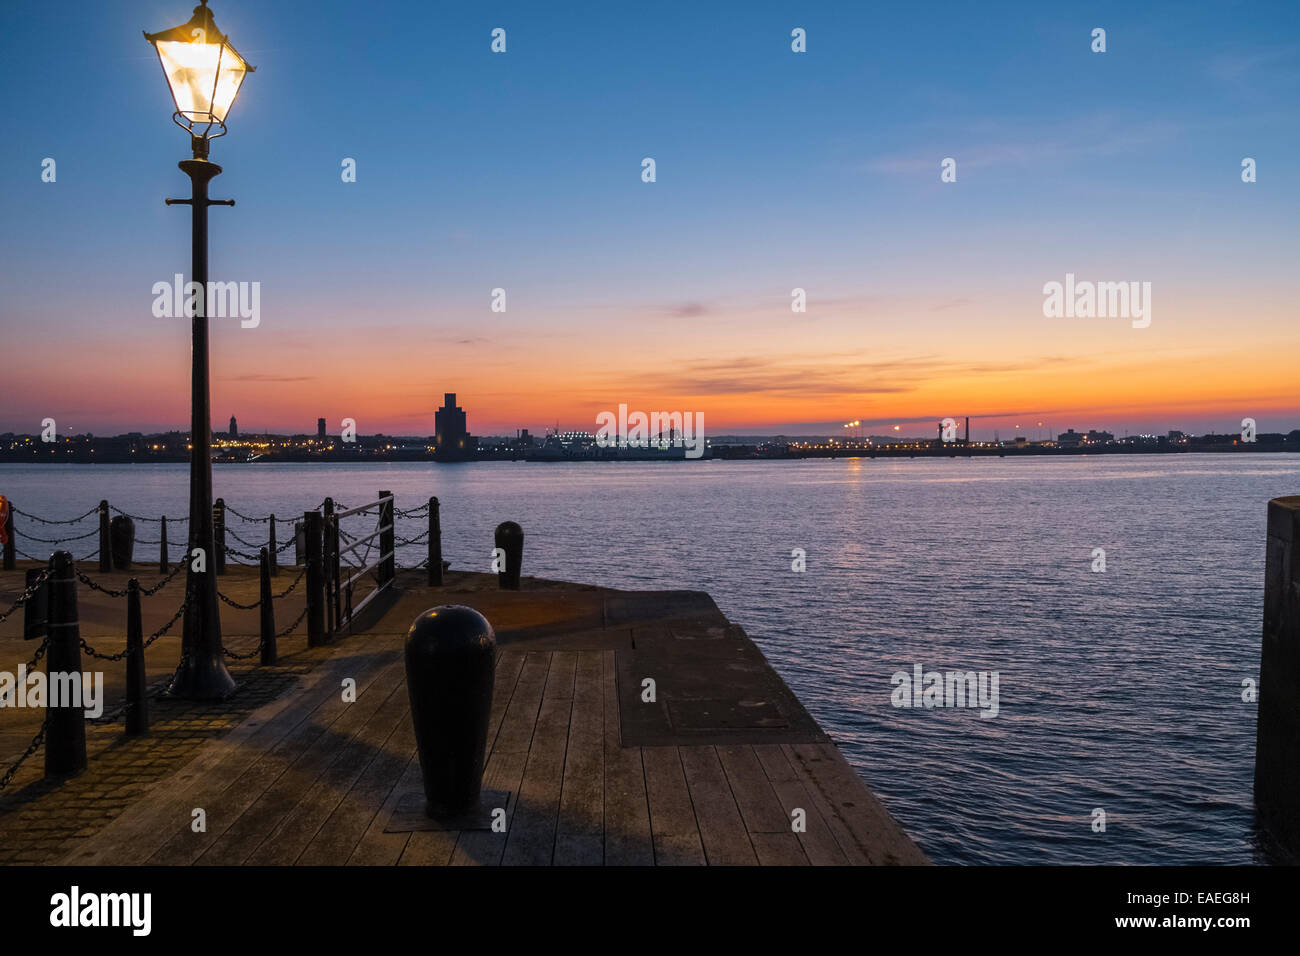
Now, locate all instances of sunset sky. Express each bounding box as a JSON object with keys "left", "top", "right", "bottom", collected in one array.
[{"left": 1, "top": 0, "right": 1297, "bottom": 439}]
